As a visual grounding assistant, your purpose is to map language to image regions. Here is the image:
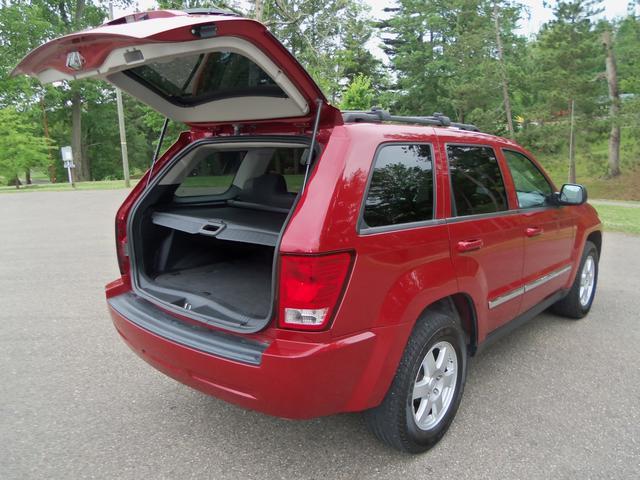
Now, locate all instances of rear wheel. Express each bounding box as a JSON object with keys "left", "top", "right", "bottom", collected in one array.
[
  {"left": 364, "top": 308, "right": 467, "bottom": 453},
  {"left": 551, "top": 241, "right": 599, "bottom": 319}
]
